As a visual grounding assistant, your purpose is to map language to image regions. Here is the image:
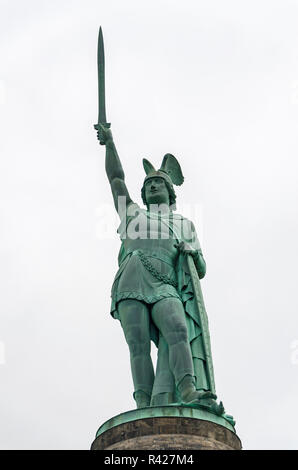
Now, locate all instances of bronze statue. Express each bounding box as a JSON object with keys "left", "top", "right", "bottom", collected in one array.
[{"left": 94, "top": 28, "right": 232, "bottom": 422}]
